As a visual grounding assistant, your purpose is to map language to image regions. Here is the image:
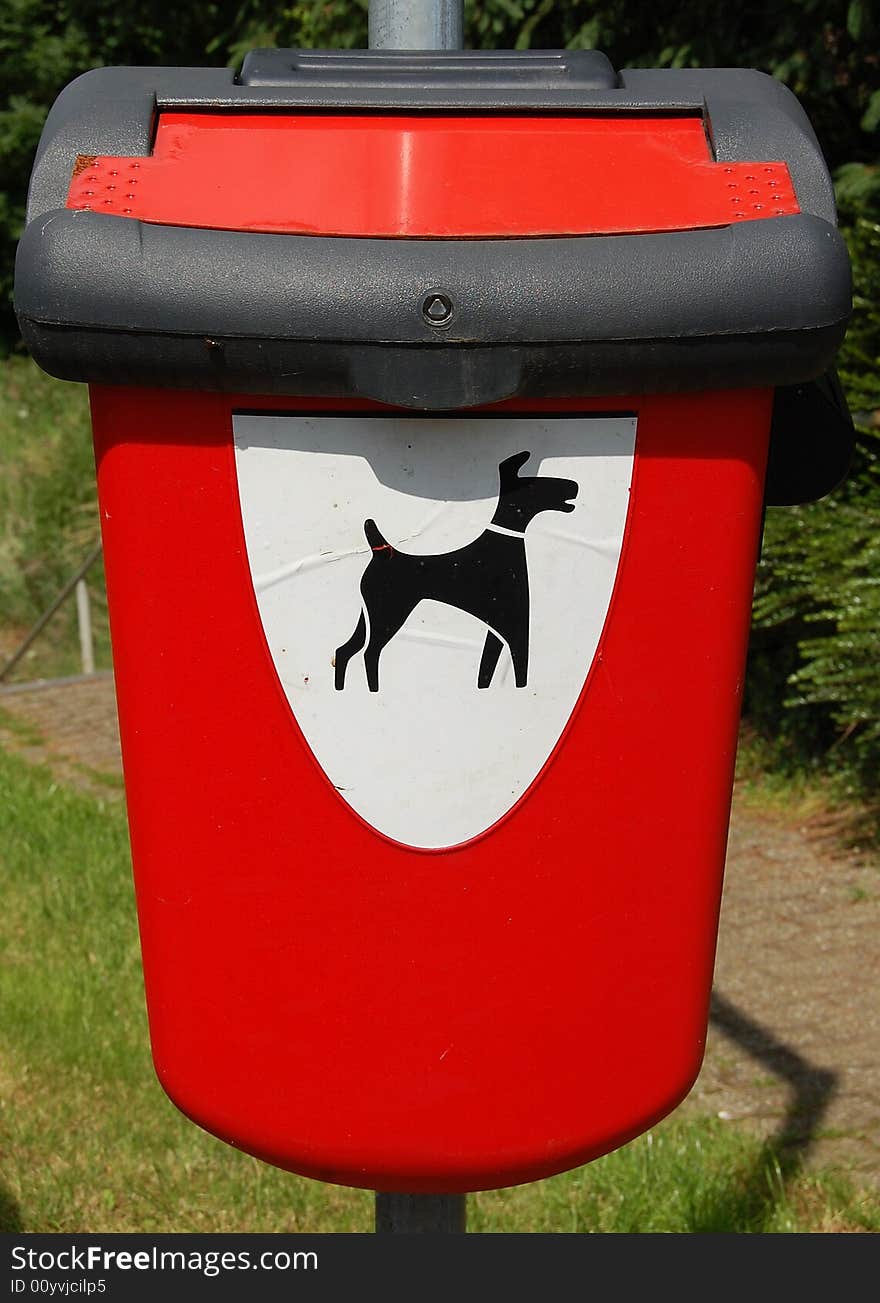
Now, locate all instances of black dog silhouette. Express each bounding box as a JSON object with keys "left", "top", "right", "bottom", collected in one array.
[{"left": 334, "top": 451, "right": 578, "bottom": 692}]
